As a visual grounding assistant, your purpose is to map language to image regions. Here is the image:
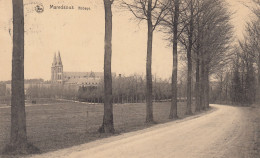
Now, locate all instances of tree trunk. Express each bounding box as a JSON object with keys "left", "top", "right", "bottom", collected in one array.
[
  {"left": 195, "top": 17, "right": 201, "bottom": 112},
  {"left": 195, "top": 52, "right": 200, "bottom": 112},
  {"left": 146, "top": 0, "right": 154, "bottom": 123},
  {"left": 100, "top": 0, "right": 114, "bottom": 133},
  {"left": 257, "top": 53, "right": 260, "bottom": 102},
  {"left": 10, "top": 0, "right": 27, "bottom": 148},
  {"left": 225, "top": 80, "right": 228, "bottom": 104},
  {"left": 186, "top": 0, "right": 194, "bottom": 115},
  {"left": 169, "top": 0, "right": 179, "bottom": 119},
  {"left": 205, "top": 66, "right": 210, "bottom": 108},
  {"left": 3, "top": 0, "right": 38, "bottom": 154},
  {"left": 220, "top": 74, "right": 223, "bottom": 101},
  {"left": 200, "top": 51, "right": 205, "bottom": 110}
]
